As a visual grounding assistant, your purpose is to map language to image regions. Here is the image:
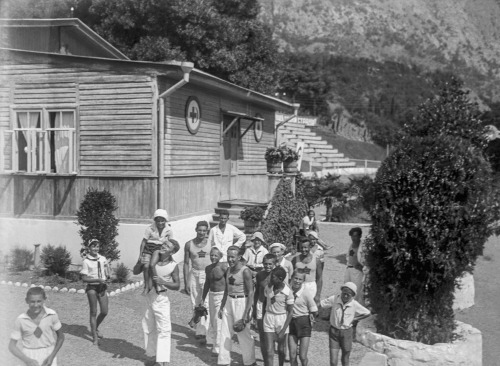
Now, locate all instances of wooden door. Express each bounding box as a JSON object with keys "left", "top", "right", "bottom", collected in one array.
[{"left": 220, "top": 116, "right": 239, "bottom": 200}]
